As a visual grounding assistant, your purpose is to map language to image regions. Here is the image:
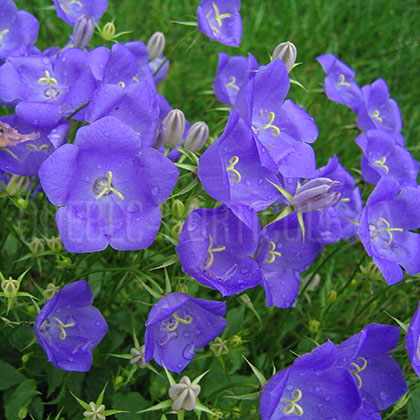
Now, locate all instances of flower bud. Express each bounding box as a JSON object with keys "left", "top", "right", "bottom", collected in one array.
[
  {"left": 5, "top": 175, "right": 30, "bottom": 196},
  {"left": 29, "top": 237, "right": 45, "bottom": 255},
  {"left": 1, "top": 277, "right": 19, "bottom": 298},
  {"left": 47, "top": 236, "right": 62, "bottom": 252},
  {"left": 291, "top": 177, "right": 341, "bottom": 213},
  {"left": 162, "top": 109, "right": 186, "bottom": 148},
  {"left": 100, "top": 21, "right": 116, "bottom": 42},
  {"left": 308, "top": 319, "right": 320, "bottom": 334},
  {"left": 175, "top": 282, "right": 188, "bottom": 294},
  {"left": 210, "top": 336, "right": 229, "bottom": 357},
  {"left": 83, "top": 402, "right": 106, "bottom": 420},
  {"left": 272, "top": 41, "right": 297, "bottom": 73},
  {"left": 43, "top": 283, "right": 60, "bottom": 300},
  {"left": 130, "top": 345, "right": 146, "bottom": 368},
  {"left": 169, "top": 376, "right": 201, "bottom": 411},
  {"left": 184, "top": 121, "right": 209, "bottom": 153},
  {"left": 172, "top": 199, "right": 185, "bottom": 219},
  {"left": 171, "top": 221, "right": 183, "bottom": 239},
  {"left": 229, "top": 334, "right": 243, "bottom": 347},
  {"left": 147, "top": 31, "right": 165, "bottom": 61},
  {"left": 72, "top": 14, "right": 96, "bottom": 49}
]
